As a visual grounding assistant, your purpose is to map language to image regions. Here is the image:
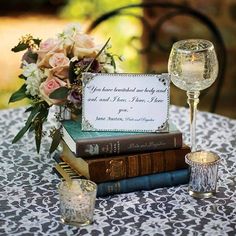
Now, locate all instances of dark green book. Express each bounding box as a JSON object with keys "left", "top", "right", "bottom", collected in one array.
[
  {"left": 53, "top": 155, "right": 189, "bottom": 197},
  {"left": 61, "top": 120, "right": 182, "bottom": 157}
]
